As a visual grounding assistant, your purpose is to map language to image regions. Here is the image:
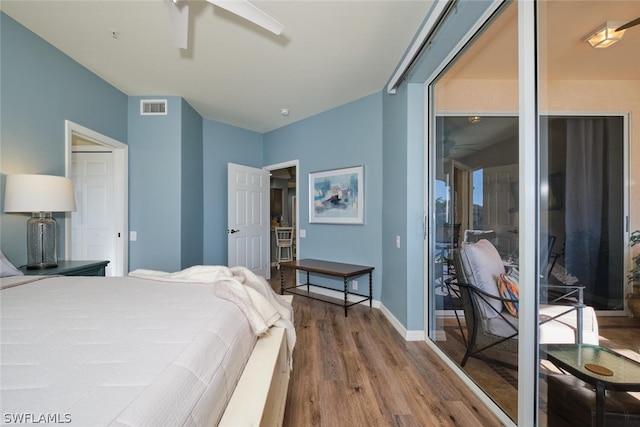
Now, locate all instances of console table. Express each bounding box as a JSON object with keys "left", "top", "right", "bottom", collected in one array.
[
  {"left": 19, "top": 260, "right": 110, "bottom": 277},
  {"left": 279, "top": 259, "right": 373, "bottom": 317}
]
